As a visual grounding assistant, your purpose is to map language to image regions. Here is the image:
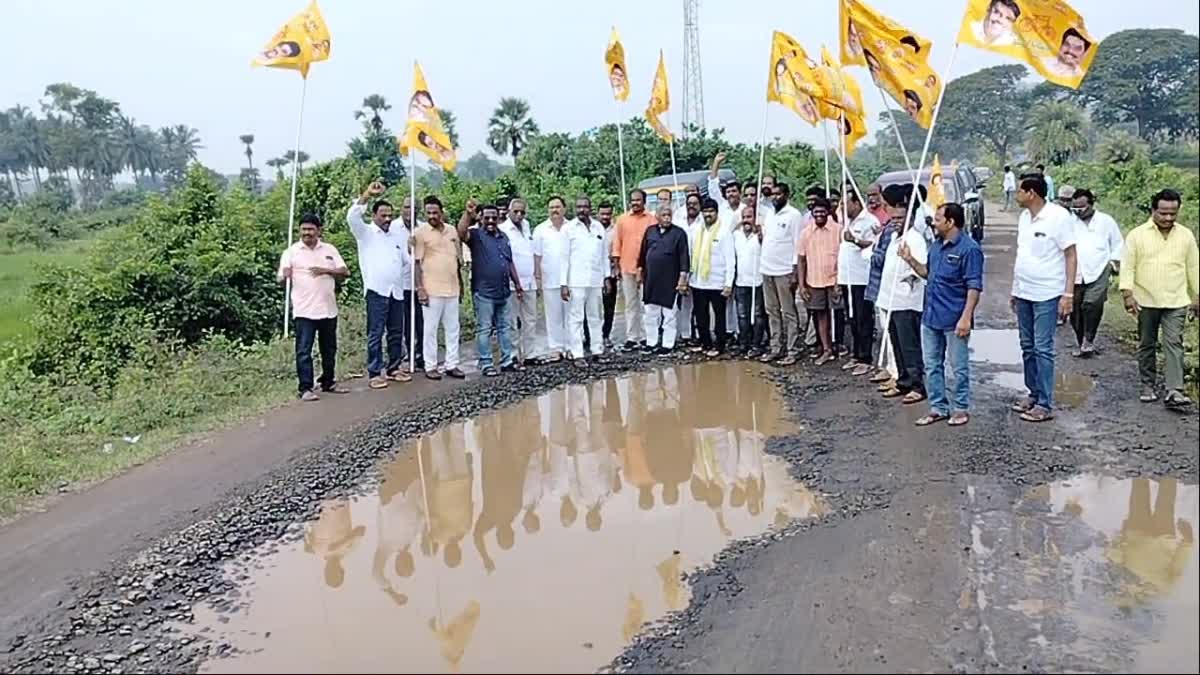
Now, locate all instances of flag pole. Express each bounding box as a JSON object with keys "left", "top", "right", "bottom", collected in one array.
[
  {"left": 873, "top": 82, "right": 926, "bottom": 211},
  {"left": 752, "top": 102, "right": 769, "bottom": 349},
  {"left": 282, "top": 75, "right": 309, "bottom": 338},
  {"left": 877, "top": 42, "right": 961, "bottom": 368},
  {"left": 615, "top": 108, "right": 629, "bottom": 213},
  {"left": 409, "top": 147, "right": 418, "bottom": 374},
  {"left": 821, "top": 120, "right": 831, "bottom": 194},
  {"left": 840, "top": 109, "right": 853, "bottom": 325}
]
